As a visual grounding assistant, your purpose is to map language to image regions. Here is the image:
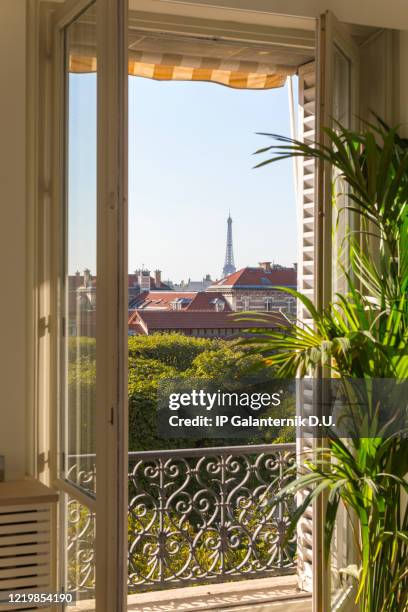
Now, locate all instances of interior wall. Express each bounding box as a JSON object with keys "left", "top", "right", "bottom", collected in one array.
[
  {"left": 399, "top": 30, "right": 408, "bottom": 136},
  {"left": 0, "top": 0, "right": 27, "bottom": 480},
  {"left": 140, "top": 0, "right": 408, "bottom": 30},
  {"left": 154, "top": 0, "right": 408, "bottom": 29}
]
